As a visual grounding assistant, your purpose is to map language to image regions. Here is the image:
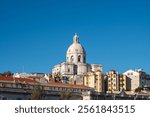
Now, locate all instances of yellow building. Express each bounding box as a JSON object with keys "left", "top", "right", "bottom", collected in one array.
[
  {"left": 119, "top": 74, "right": 127, "bottom": 91},
  {"left": 106, "top": 70, "right": 127, "bottom": 93},
  {"left": 83, "top": 70, "right": 103, "bottom": 93}
]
